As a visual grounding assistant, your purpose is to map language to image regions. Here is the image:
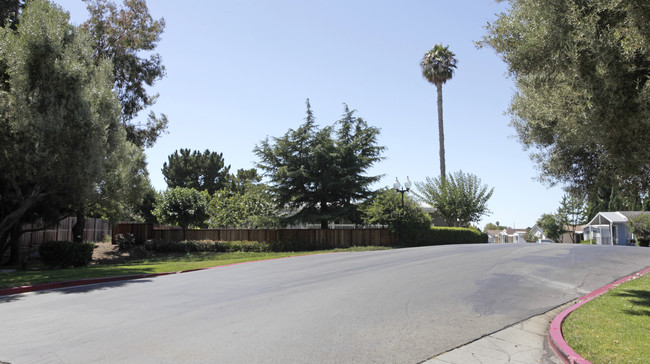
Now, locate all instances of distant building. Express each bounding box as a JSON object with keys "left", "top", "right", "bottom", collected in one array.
[{"left": 584, "top": 211, "right": 649, "bottom": 246}]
